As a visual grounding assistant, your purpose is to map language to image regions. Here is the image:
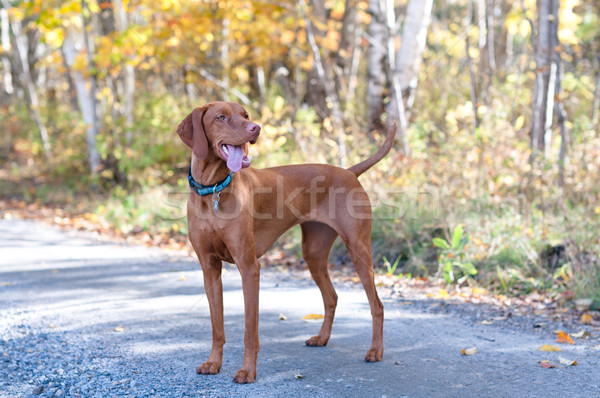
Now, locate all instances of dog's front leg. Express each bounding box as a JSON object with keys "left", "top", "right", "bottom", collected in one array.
[
  {"left": 196, "top": 257, "right": 225, "bottom": 375},
  {"left": 233, "top": 259, "right": 261, "bottom": 383}
]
